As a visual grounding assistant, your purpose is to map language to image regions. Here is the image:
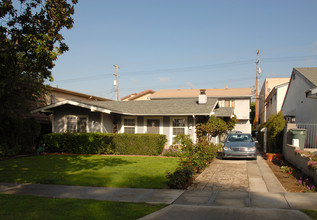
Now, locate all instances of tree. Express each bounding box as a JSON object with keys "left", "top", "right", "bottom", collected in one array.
[{"left": 0, "top": 0, "right": 78, "bottom": 117}]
